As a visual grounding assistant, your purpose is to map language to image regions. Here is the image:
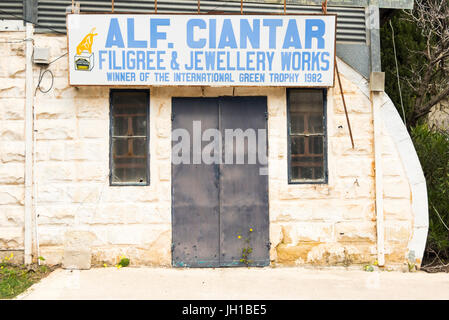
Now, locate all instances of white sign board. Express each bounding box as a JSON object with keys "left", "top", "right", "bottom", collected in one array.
[{"left": 67, "top": 14, "right": 336, "bottom": 86}]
